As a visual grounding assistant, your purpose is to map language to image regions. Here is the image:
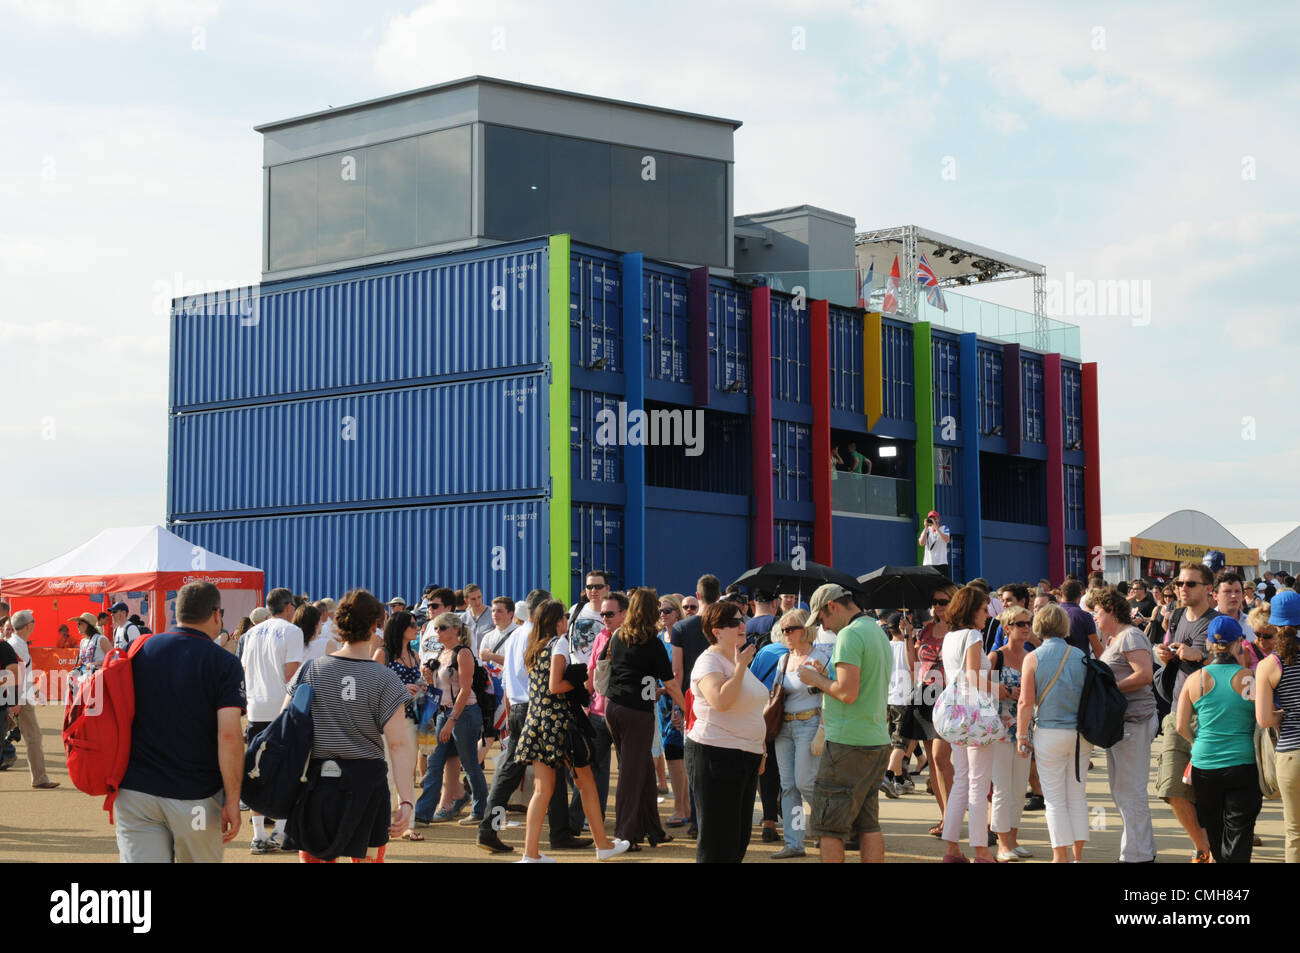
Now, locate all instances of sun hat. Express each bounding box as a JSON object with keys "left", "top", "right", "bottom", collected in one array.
[
  {"left": 68, "top": 612, "right": 100, "bottom": 633},
  {"left": 1269, "top": 590, "right": 1300, "bottom": 628}
]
